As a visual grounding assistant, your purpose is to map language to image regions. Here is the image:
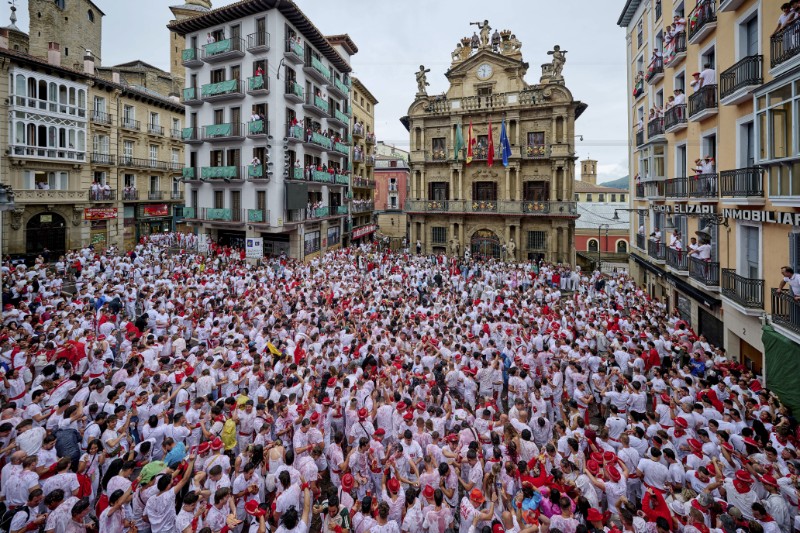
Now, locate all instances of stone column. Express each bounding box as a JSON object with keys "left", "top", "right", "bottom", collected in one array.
[
  {"left": 561, "top": 226, "right": 569, "bottom": 263},
  {"left": 457, "top": 168, "right": 463, "bottom": 200},
  {"left": 504, "top": 167, "right": 511, "bottom": 201},
  {"left": 556, "top": 227, "right": 563, "bottom": 263},
  {"left": 562, "top": 116, "right": 568, "bottom": 143},
  {"left": 420, "top": 169, "right": 426, "bottom": 200},
  {"left": 459, "top": 223, "right": 465, "bottom": 254},
  {"left": 449, "top": 169, "right": 455, "bottom": 200},
  {"left": 516, "top": 167, "right": 522, "bottom": 202}
]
